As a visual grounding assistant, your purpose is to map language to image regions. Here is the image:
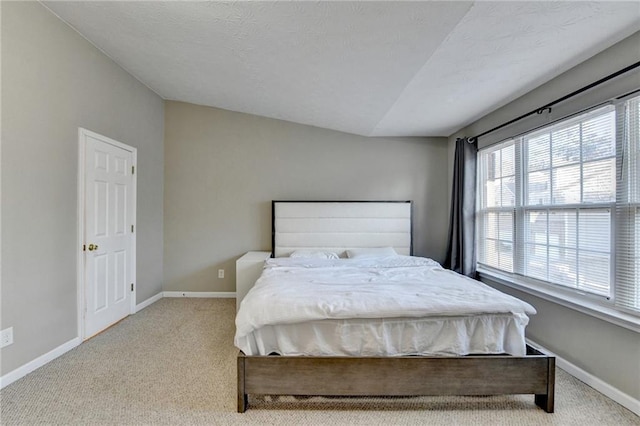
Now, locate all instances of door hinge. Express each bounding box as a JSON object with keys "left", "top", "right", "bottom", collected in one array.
[
  {"left": 132, "top": 165, "right": 135, "bottom": 175},
  {"left": 131, "top": 225, "right": 134, "bottom": 233},
  {"left": 131, "top": 283, "right": 134, "bottom": 292}
]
